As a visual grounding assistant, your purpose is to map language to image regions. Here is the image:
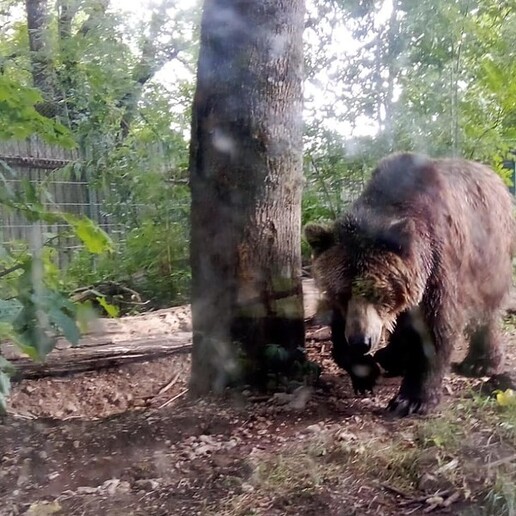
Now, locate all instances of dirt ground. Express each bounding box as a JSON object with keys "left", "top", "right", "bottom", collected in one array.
[{"left": 0, "top": 310, "right": 515, "bottom": 515}]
